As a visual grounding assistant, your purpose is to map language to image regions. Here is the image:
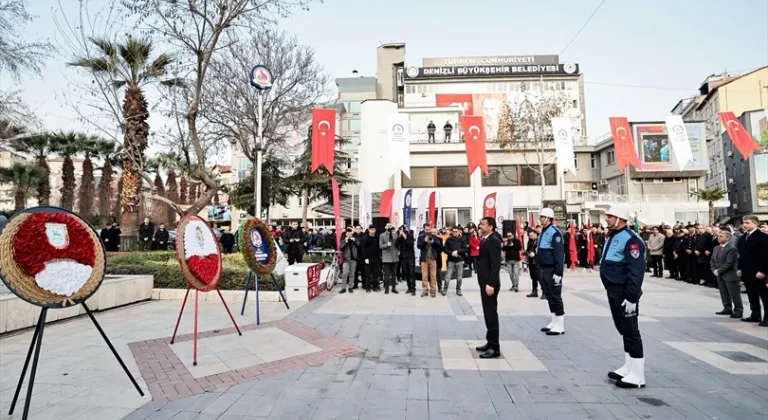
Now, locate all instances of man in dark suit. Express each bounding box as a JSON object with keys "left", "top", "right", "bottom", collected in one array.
[
  {"left": 736, "top": 215, "right": 768, "bottom": 326},
  {"left": 475, "top": 217, "right": 503, "bottom": 358},
  {"left": 711, "top": 230, "right": 742, "bottom": 318}
]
